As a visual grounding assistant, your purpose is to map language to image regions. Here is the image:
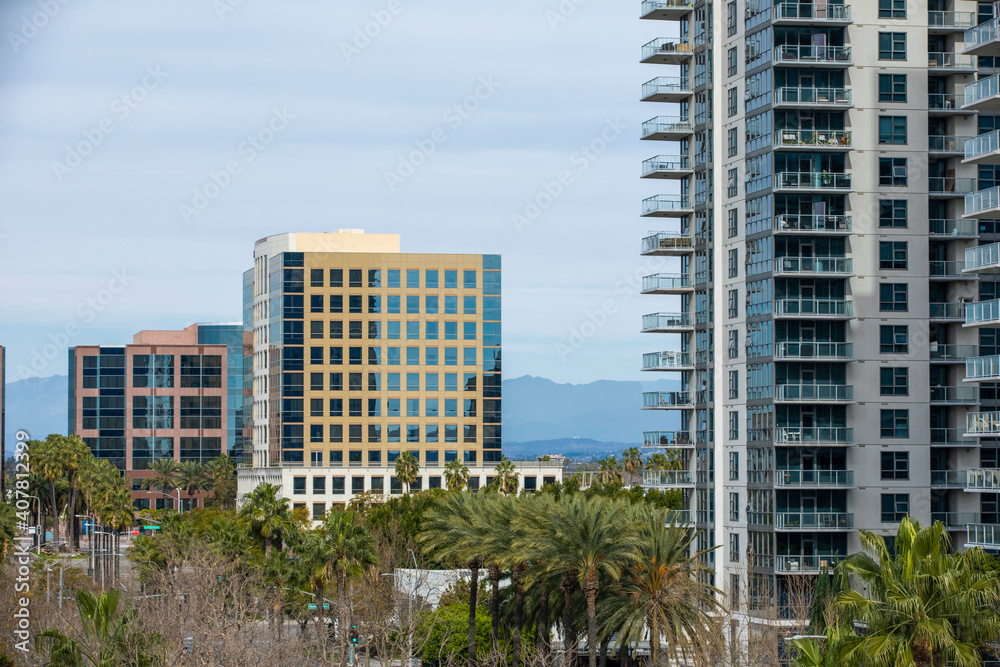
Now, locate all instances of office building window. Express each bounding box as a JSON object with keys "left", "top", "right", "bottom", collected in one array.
[
  {"left": 878, "top": 116, "right": 907, "bottom": 144},
  {"left": 881, "top": 452, "right": 909, "bottom": 480},
  {"left": 881, "top": 493, "right": 910, "bottom": 522},
  {"left": 880, "top": 409, "right": 909, "bottom": 438},
  {"left": 292, "top": 477, "right": 306, "bottom": 495},
  {"left": 880, "top": 367, "right": 908, "bottom": 395},
  {"left": 880, "top": 325, "right": 908, "bottom": 353},
  {"left": 880, "top": 284, "right": 908, "bottom": 311},
  {"left": 329, "top": 269, "right": 343, "bottom": 287},
  {"left": 879, "top": 241, "right": 908, "bottom": 270},
  {"left": 878, "top": 32, "right": 906, "bottom": 60}
]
